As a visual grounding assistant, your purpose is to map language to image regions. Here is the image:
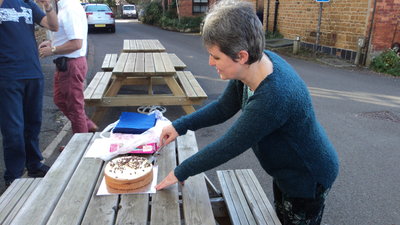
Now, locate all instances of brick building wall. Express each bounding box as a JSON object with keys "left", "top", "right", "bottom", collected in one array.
[
  {"left": 176, "top": 0, "right": 254, "bottom": 17},
  {"left": 178, "top": 0, "right": 194, "bottom": 17},
  {"left": 369, "top": 0, "right": 400, "bottom": 53},
  {"left": 264, "top": 0, "right": 370, "bottom": 54},
  {"left": 263, "top": 0, "right": 400, "bottom": 63}
]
